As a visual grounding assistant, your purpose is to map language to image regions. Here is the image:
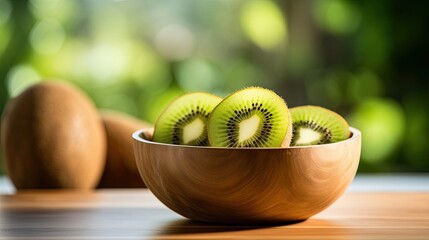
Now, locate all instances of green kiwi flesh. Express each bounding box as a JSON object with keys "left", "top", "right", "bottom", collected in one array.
[
  {"left": 290, "top": 105, "right": 350, "bottom": 146},
  {"left": 208, "top": 87, "right": 292, "bottom": 147},
  {"left": 153, "top": 92, "right": 222, "bottom": 146}
]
